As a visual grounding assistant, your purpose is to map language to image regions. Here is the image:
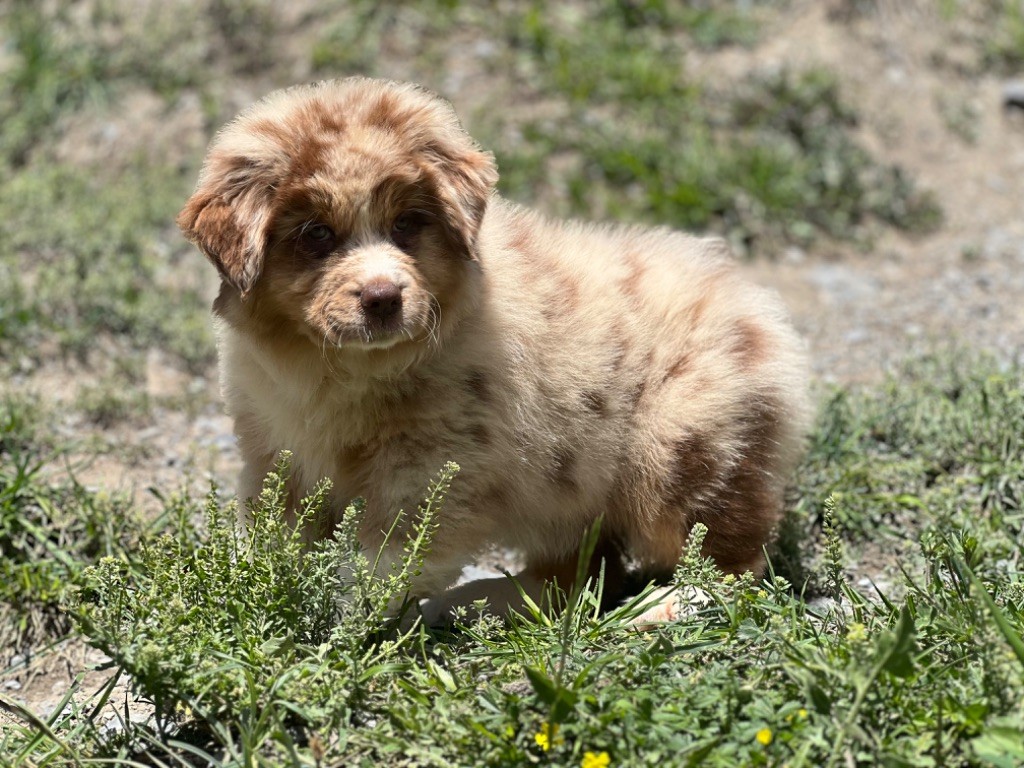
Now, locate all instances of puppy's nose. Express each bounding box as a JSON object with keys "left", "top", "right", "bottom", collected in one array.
[{"left": 360, "top": 280, "right": 403, "bottom": 321}]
